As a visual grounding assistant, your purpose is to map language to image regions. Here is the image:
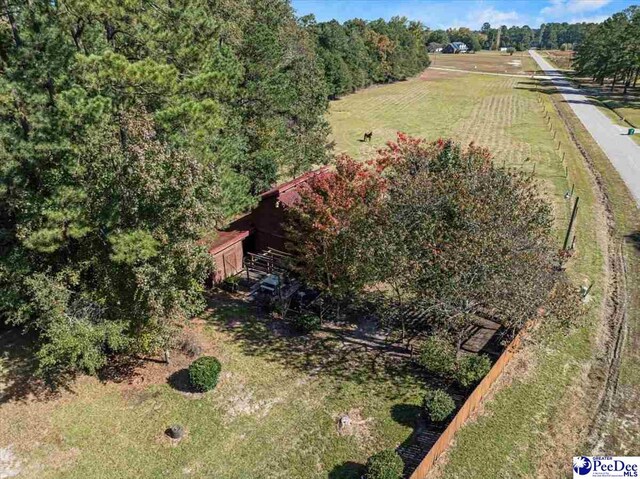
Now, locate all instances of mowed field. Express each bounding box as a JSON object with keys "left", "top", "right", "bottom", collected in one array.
[
  {"left": 330, "top": 53, "right": 570, "bottom": 210},
  {"left": 428, "top": 50, "right": 541, "bottom": 75},
  {"left": 329, "top": 51, "right": 609, "bottom": 478}
]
